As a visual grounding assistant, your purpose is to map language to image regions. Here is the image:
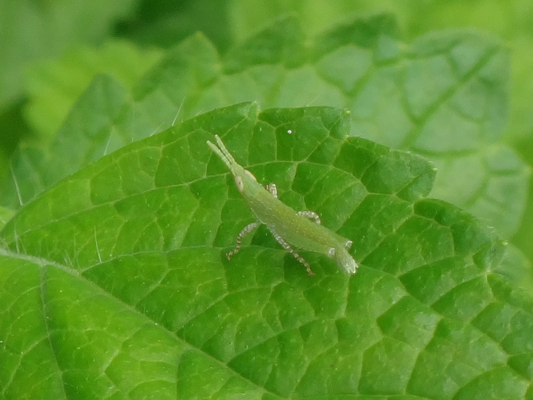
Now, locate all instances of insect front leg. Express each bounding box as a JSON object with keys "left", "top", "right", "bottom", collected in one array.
[
  {"left": 265, "top": 183, "right": 277, "bottom": 198},
  {"left": 296, "top": 211, "right": 321, "bottom": 224},
  {"left": 269, "top": 229, "right": 315, "bottom": 276},
  {"left": 227, "top": 221, "right": 260, "bottom": 260}
]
